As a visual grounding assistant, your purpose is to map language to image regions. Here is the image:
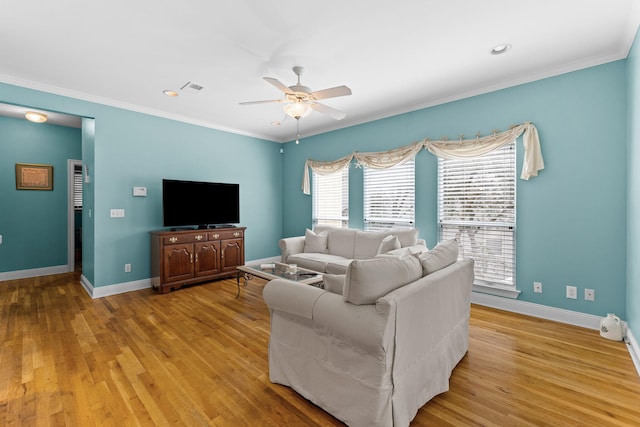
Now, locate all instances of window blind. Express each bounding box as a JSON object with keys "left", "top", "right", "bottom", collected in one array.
[
  {"left": 74, "top": 164, "right": 83, "bottom": 210},
  {"left": 312, "top": 168, "right": 349, "bottom": 228},
  {"left": 438, "top": 141, "right": 516, "bottom": 287},
  {"left": 363, "top": 158, "right": 415, "bottom": 231}
]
